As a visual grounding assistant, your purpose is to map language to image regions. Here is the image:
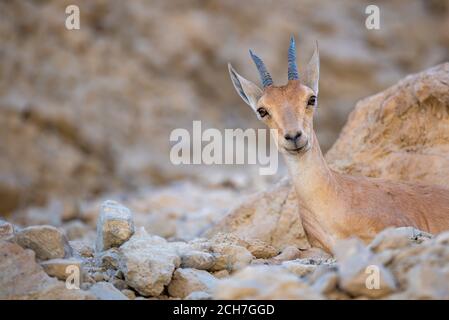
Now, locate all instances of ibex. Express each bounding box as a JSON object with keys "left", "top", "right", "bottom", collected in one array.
[{"left": 228, "top": 37, "right": 449, "bottom": 252}]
